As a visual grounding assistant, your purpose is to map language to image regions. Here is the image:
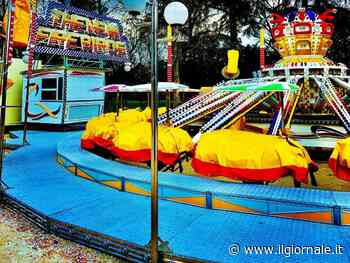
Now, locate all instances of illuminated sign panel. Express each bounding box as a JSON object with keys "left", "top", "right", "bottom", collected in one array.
[{"left": 33, "top": 1, "right": 128, "bottom": 62}]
